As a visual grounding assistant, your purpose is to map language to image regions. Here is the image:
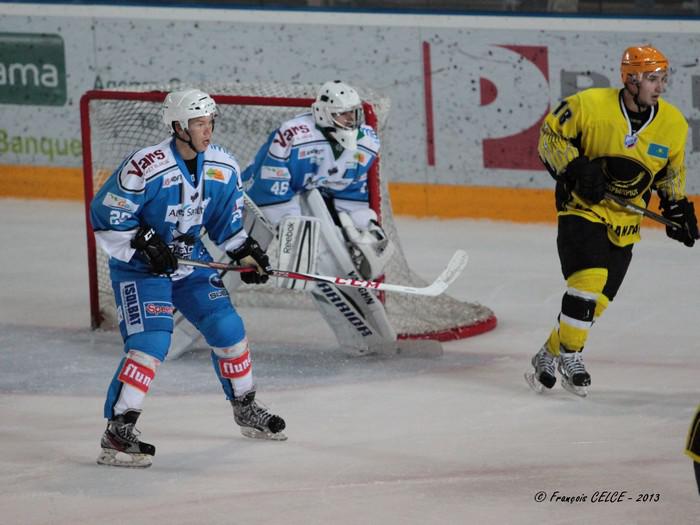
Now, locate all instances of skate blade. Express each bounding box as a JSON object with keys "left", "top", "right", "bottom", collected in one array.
[
  {"left": 96, "top": 448, "right": 153, "bottom": 468},
  {"left": 240, "top": 427, "right": 288, "bottom": 441},
  {"left": 524, "top": 371, "right": 547, "bottom": 394},
  {"left": 523, "top": 372, "right": 544, "bottom": 394},
  {"left": 561, "top": 379, "right": 589, "bottom": 398}
]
